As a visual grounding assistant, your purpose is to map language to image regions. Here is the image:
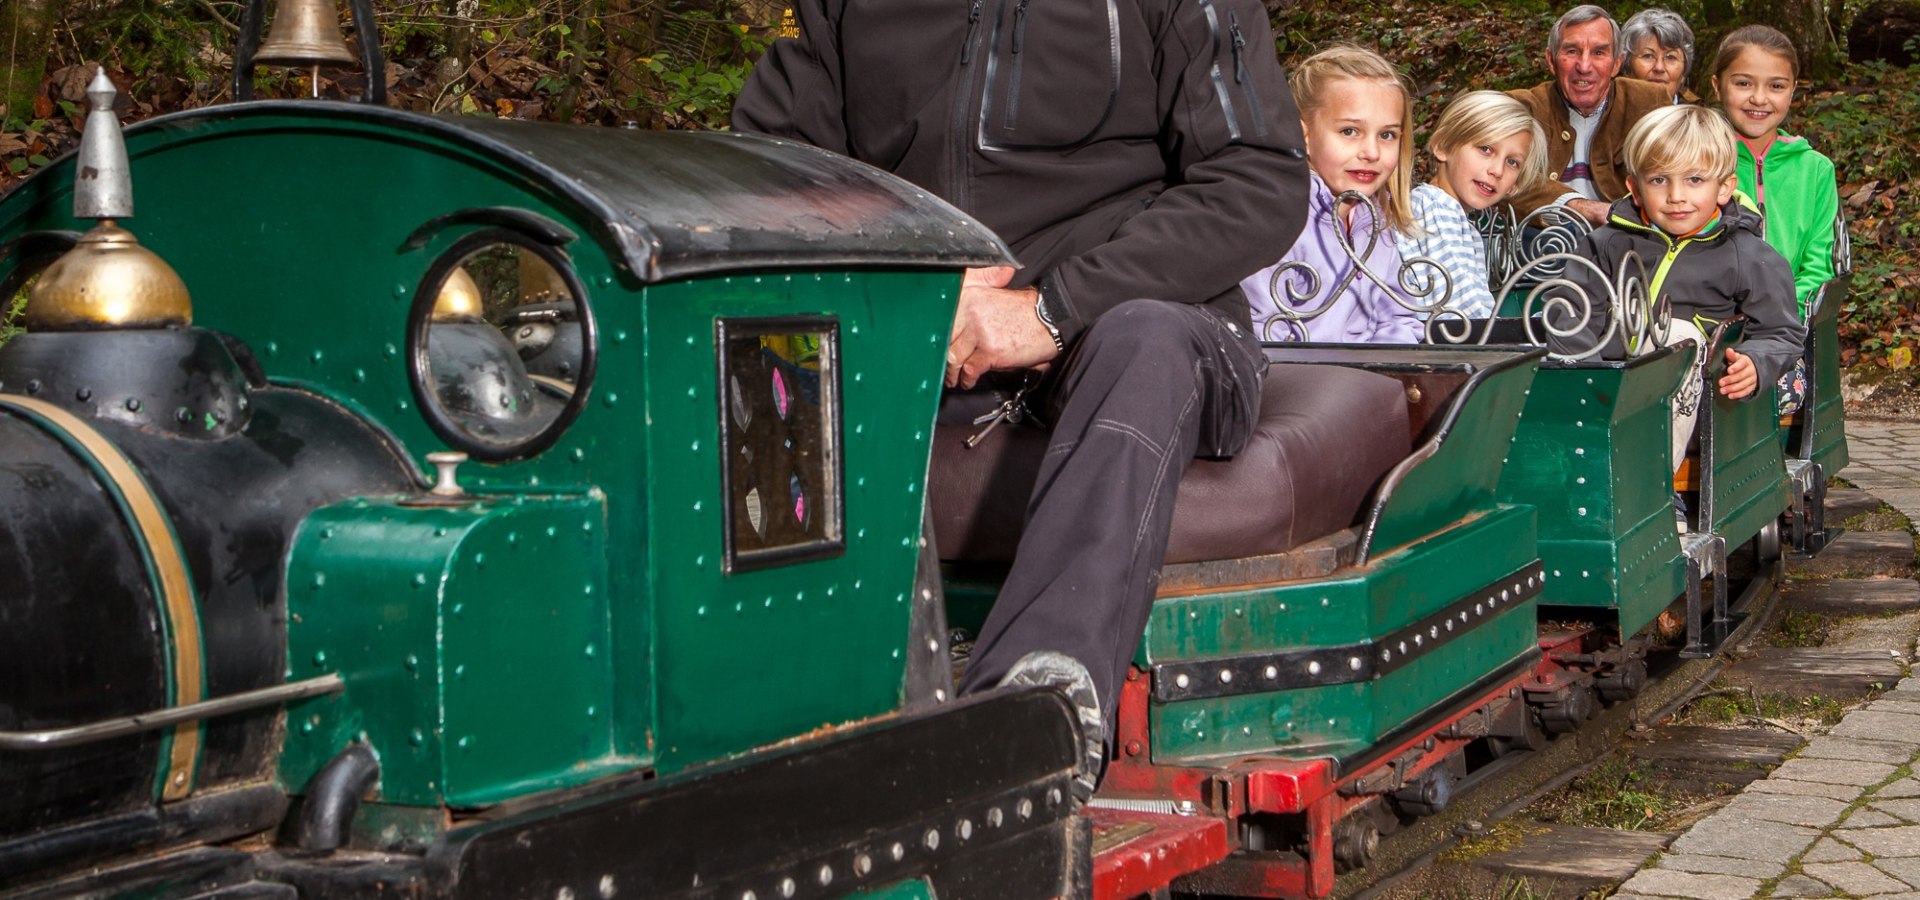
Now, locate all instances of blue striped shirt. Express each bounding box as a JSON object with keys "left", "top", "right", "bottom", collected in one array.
[{"left": 1407, "top": 184, "right": 1497, "bottom": 320}]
